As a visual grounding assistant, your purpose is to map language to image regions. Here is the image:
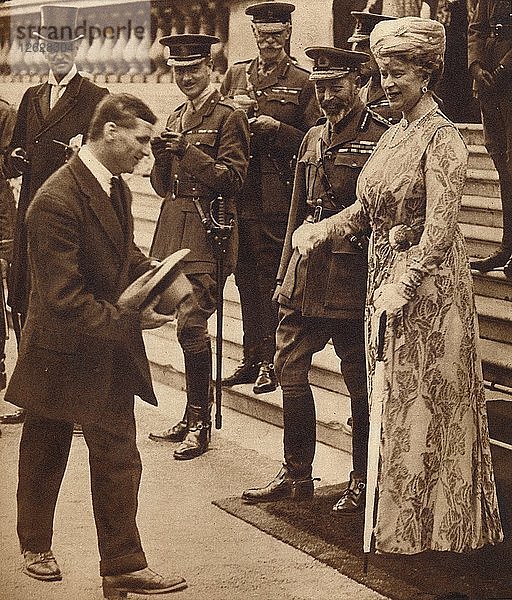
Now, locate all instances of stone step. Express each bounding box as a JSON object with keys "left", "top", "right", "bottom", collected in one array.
[
  {"left": 460, "top": 194, "right": 502, "bottom": 229},
  {"left": 461, "top": 222, "right": 502, "bottom": 258},
  {"left": 476, "top": 296, "right": 512, "bottom": 345},
  {"left": 467, "top": 145, "right": 494, "bottom": 171},
  {"left": 458, "top": 123, "right": 484, "bottom": 147},
  {"left": 480, "top": 339, "right": 512, "bottom": 389},
  {"left": 472, "top": 270, "right": 512, "bottom": 302},
  {"left": 465, "top": 168, "right": 500, "bottom": 198},
  {"left": 143, "top": 327, "right": 353, "bottom": 453}
]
